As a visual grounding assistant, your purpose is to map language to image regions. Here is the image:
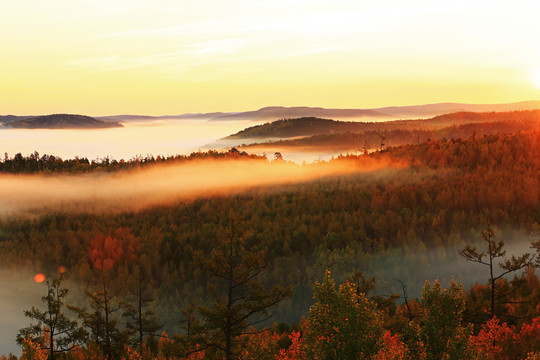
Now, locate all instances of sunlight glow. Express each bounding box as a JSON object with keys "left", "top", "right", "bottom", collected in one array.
[{"left": 1, "top": 0, "right": 539, "bottom": 114}]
